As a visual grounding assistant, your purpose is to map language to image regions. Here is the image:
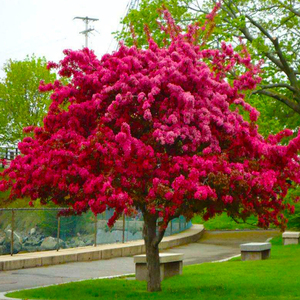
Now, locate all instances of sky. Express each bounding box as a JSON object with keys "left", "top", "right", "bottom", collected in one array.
[{"left": 0, "top": 0, "right": 131, "bottom": 77}]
